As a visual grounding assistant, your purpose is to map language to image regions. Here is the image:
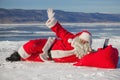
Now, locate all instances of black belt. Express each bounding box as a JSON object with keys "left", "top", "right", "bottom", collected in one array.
[{"left": 48, "top": 50, "right": 53, "bottom": 60}]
